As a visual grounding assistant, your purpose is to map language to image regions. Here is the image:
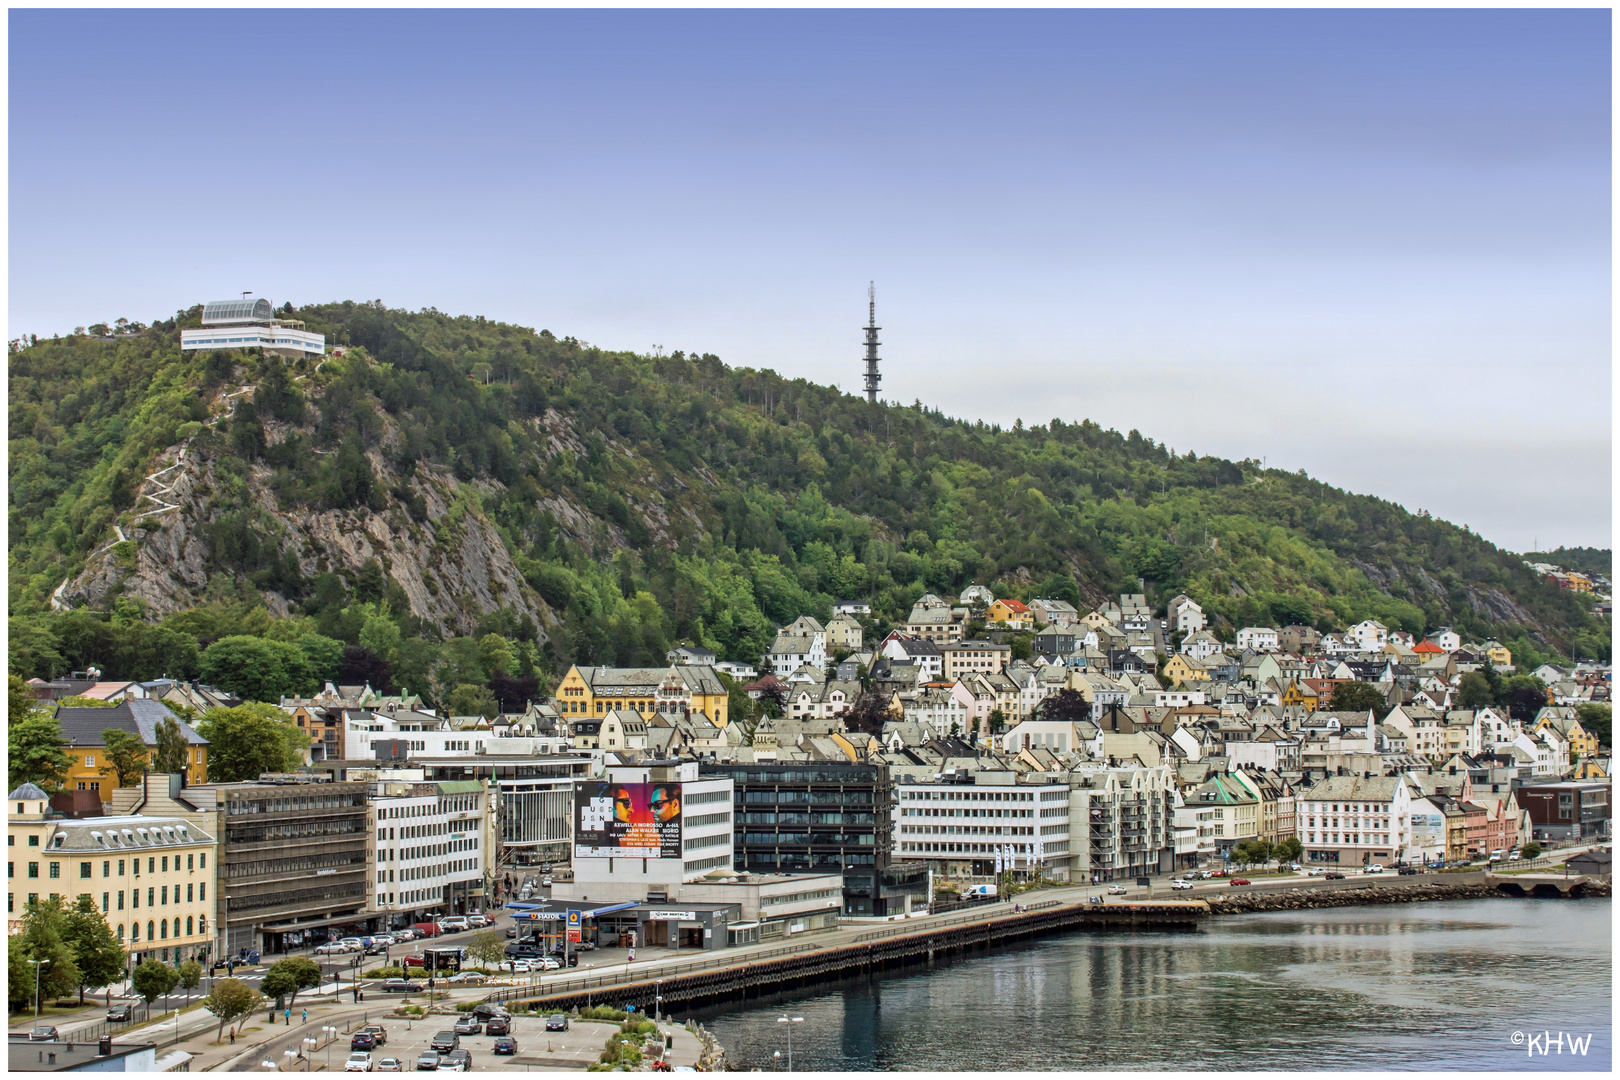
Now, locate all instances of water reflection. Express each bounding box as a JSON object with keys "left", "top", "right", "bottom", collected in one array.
[{"left": 694, "top": 899, "right": 1610, "bottom": 1072}]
